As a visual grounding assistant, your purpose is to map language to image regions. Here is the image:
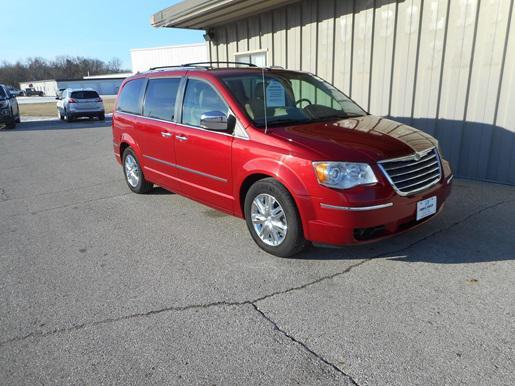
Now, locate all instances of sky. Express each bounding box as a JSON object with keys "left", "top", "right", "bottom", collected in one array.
[{"left": 2, "top": 0, "right": 204, "bottom": 70}]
